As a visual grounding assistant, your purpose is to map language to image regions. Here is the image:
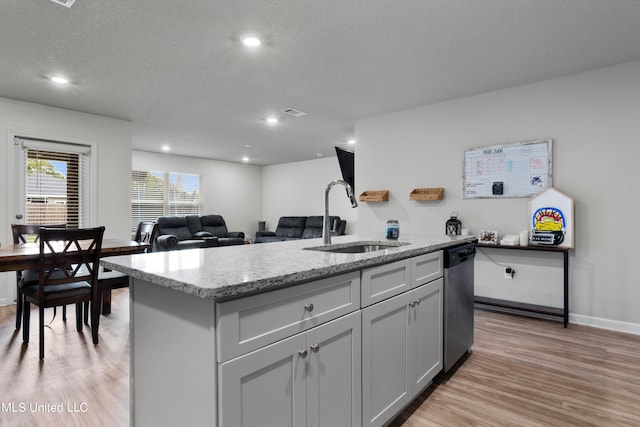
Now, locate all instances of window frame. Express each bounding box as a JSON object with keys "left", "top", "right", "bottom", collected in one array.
[{"left": 131, "top": 170, "right": 202, "bottom": 233}]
